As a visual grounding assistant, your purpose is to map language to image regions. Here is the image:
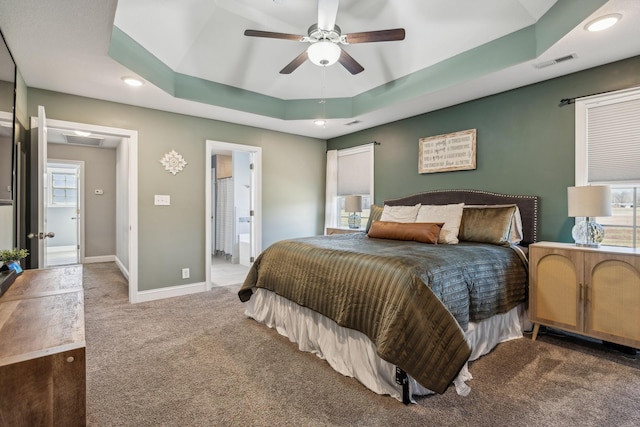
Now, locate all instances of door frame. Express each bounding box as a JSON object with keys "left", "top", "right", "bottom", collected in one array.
[
  {"left": 40, "top": 115, "right": 138, "bottom": 303},
  {"left": 46, "top": 158, "right": 84, "bottom": 266},
  {"left": 205, "top": 140, "right": 262, "bottom": 289}
]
